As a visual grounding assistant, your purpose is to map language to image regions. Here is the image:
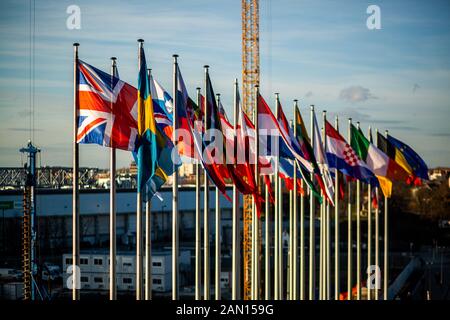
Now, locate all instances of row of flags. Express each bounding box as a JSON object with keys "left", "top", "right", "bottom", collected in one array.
[{"left": 75, "top": 48, "right": 429, "bottom": 207}]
